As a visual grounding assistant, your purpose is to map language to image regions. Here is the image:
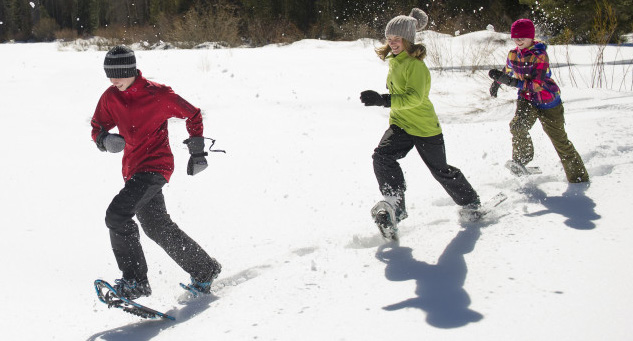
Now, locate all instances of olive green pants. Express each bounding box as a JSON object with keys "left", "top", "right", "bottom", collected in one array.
[{"left": 510, "top": 99, "right": 589, "bottom": 183}]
